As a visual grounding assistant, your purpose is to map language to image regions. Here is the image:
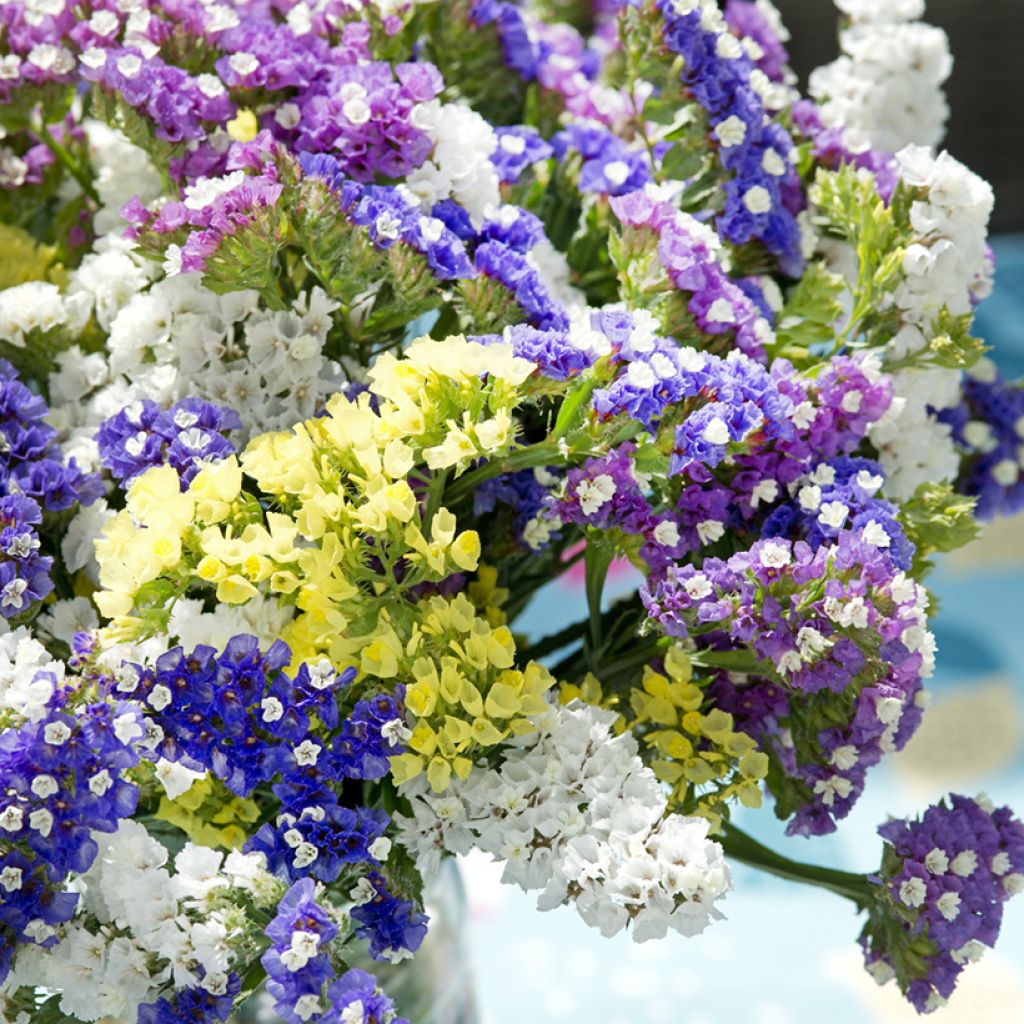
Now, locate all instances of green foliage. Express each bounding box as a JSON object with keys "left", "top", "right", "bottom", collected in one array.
[
  {"left": 771, "top": 261, "right": 846, "bottom": 359},
  {"left": 901, "top": 482, "right": 980, "bottom": 557}
]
